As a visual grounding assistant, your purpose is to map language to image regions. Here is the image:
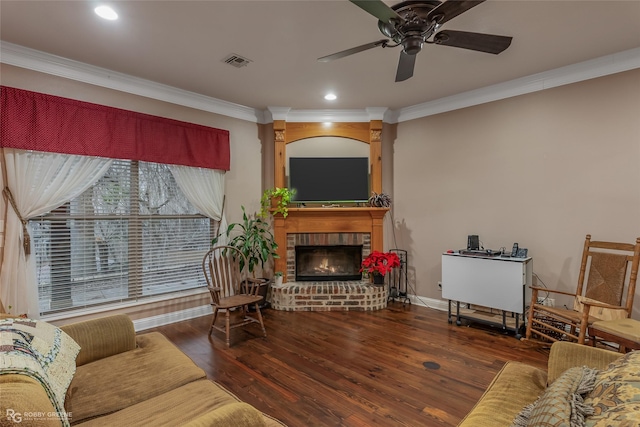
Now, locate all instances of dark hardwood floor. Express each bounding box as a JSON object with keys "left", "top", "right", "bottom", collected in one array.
[{"left": 149, "top": 303, "right": 549, "bottom": 426}]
